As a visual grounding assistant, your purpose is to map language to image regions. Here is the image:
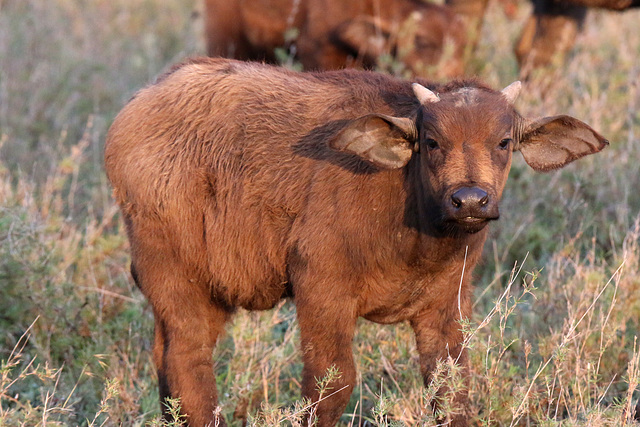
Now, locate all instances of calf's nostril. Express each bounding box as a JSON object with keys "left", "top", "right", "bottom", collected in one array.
[{"left": 451, "top": 187, "right": 489, "bottom": 210}]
